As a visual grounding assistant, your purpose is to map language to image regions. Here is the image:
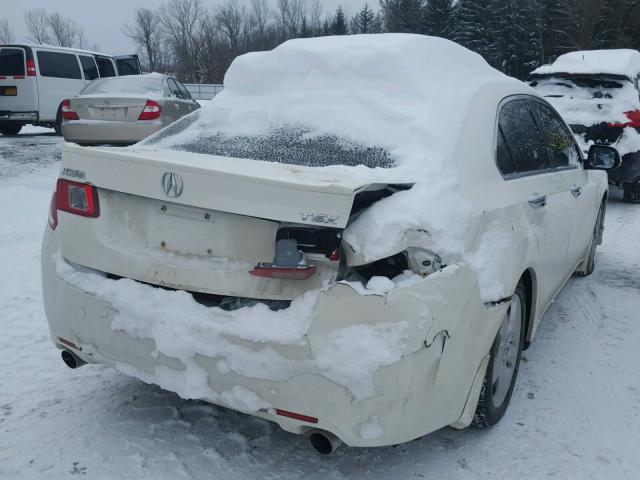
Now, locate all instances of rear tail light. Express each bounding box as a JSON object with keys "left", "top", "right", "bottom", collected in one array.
[
  {"left": 56, "top": 179, "right": 100, "bottom": 218},
  {"left": 608, "top": 110, "right": 640, "bottom": 128},
  {"left": 61, "top": 99, "right": 79, "bottom": 120},
  {"left": 48, "top": 191, "right": 58, "bottom": 230},
  {"left": 26, "top": 59, "right": 36, "bottom": 77},
  {"left": 138, "top": 100, "right": 162, "bottom": 120}
]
